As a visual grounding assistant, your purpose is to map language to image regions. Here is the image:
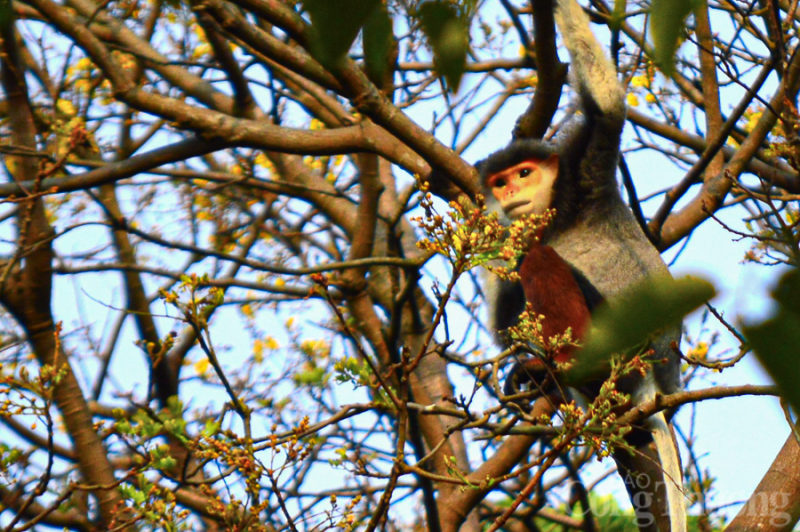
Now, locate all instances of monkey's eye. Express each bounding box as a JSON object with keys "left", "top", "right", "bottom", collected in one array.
[
  {"left": 492, "top": 178, "right": 506, "bottom": 188},
  {"left": 519, "top": 168, "right": 532, "bottom": 178}
]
